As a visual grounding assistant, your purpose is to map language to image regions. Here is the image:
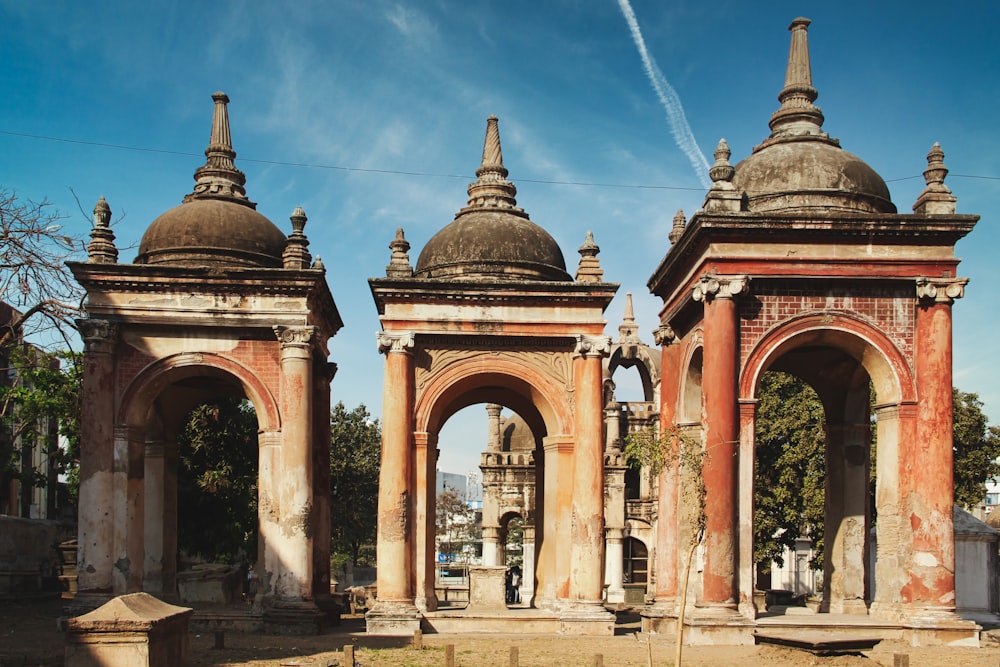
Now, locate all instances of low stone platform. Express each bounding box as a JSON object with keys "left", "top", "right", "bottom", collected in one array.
[
  {"left": 755, "top": 629, "right": 882, "bottom": 656},
  {"left": 423, "top": 607, "right": 560, "bottom": 634}
]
